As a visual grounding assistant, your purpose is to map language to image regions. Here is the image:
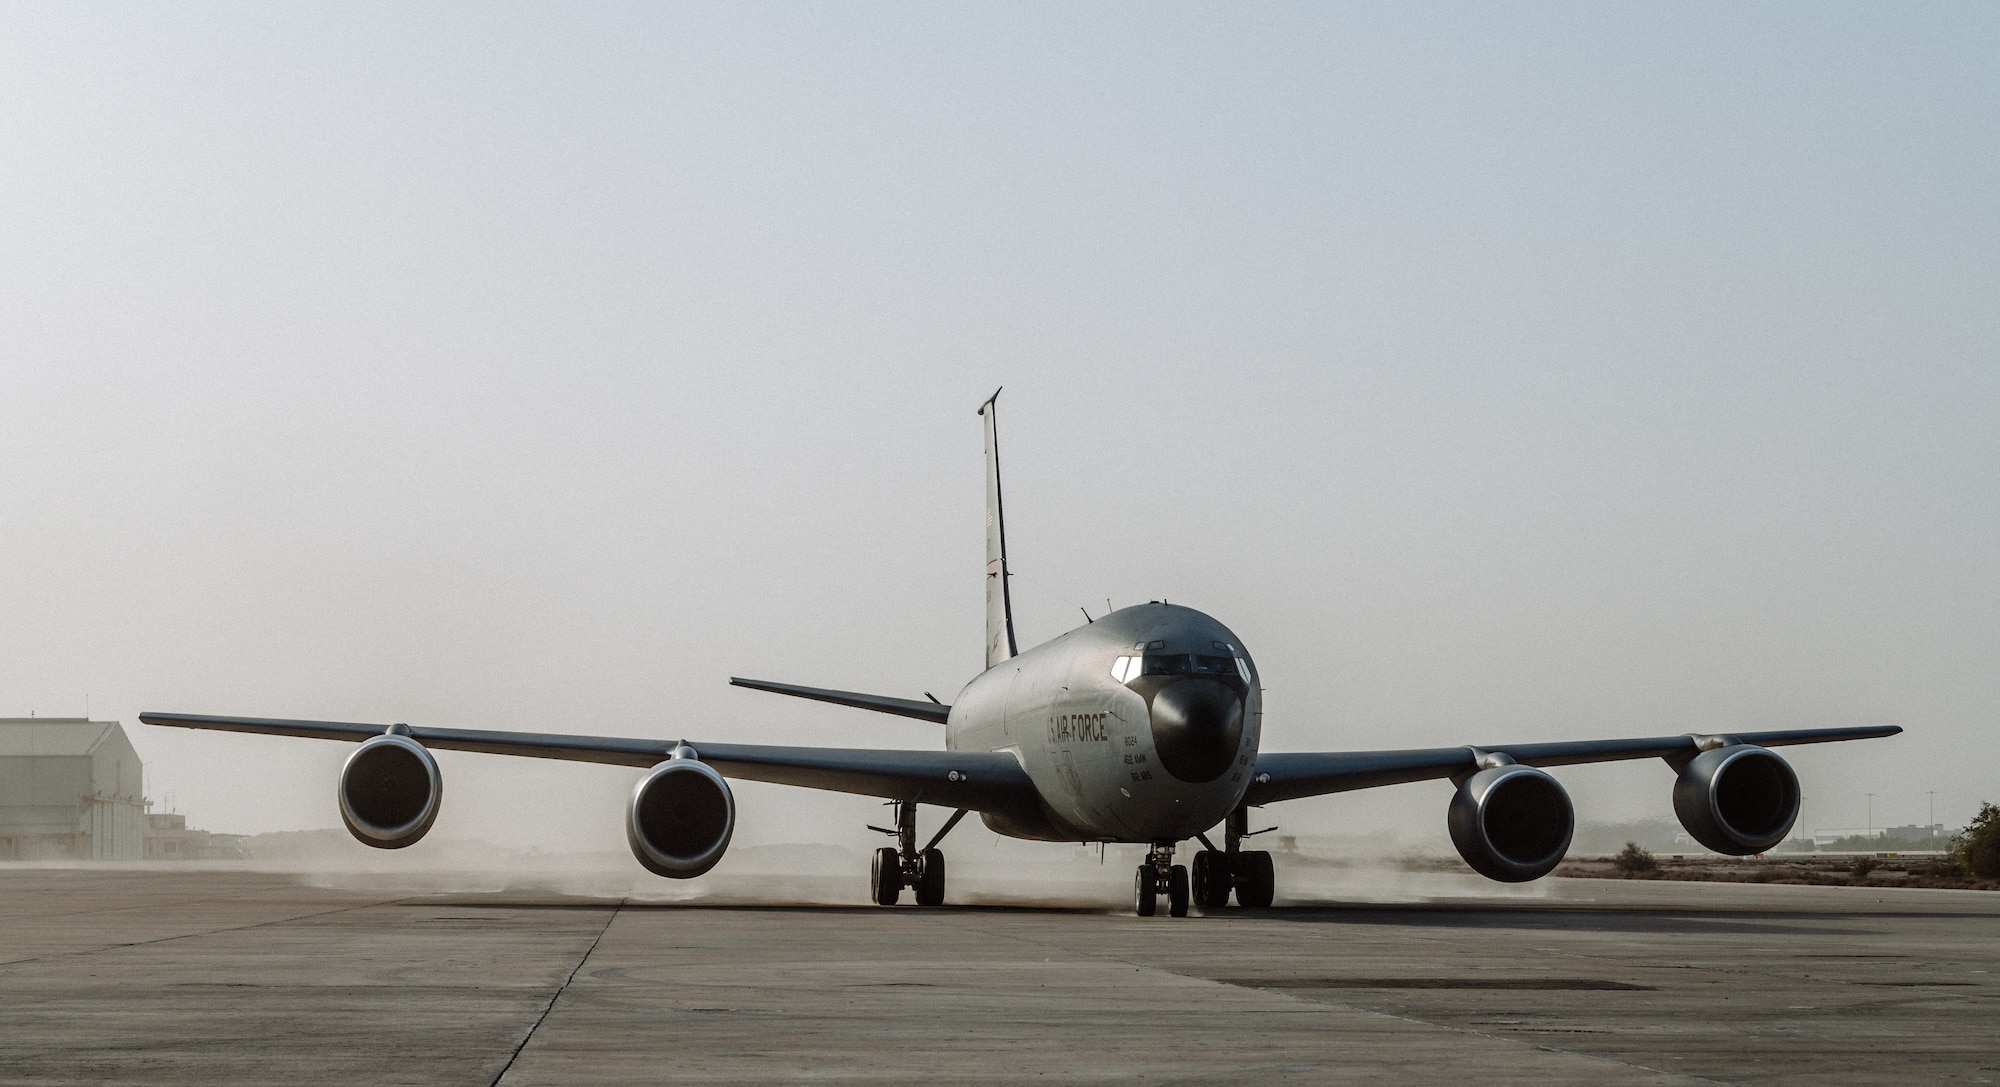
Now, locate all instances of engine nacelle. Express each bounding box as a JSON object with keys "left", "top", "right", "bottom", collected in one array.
[
  {"left": 626, "top": 757, "right": 735, "bottom": 878},
  {"left": 1673, "top": 745, "right": 1799, "bottom": 855},
  {"left": 338, "top": 734, "right": 442, "bottom": 849},
  {"left": 1448, "top": 764, "right": 1574, "bottom": 882}
]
